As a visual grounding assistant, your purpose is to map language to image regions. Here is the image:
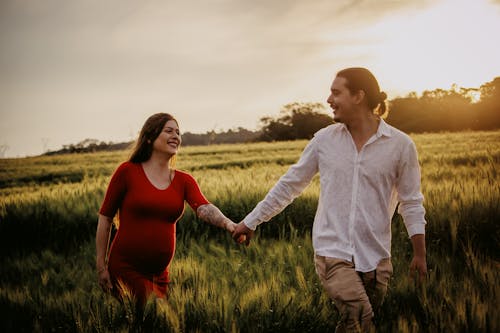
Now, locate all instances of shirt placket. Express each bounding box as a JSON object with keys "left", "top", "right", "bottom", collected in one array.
[
  {"left": 347, "top": 133, "right": 378, "bottom": 264},
  {"left": 350, "top": 134, "right": 380, "bottom": 266},
  {"left": 348, "top": 147, "right": 361, "bottom": 260}
]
